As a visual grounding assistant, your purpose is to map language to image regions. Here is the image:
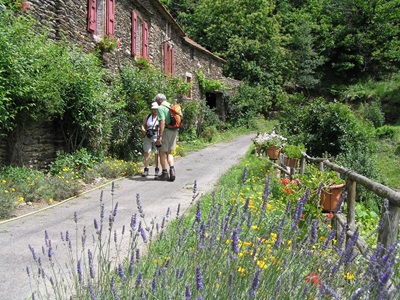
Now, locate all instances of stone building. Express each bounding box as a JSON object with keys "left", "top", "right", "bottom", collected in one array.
[
  {"left": 0, "top": 0, "right": 240, "bottom": 168},
  {"left": 27, "top": 0, "right": 239, "bottom": 102}
]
